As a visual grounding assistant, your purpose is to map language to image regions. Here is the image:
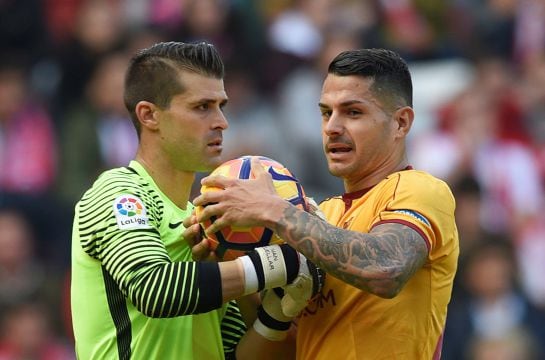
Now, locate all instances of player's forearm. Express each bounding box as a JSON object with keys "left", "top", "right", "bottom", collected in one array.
[
  {"left": 119, "top": 244, "right": 305, "bottom": 317},
  {"left": 122, "top": 260, "right": 256, "bottom": 317},
  {"left": 122, "top": 261, "right": 224, "bottom": 317},
  {"left": 218, "top": 259, "right": 246, "bottom": 302},
  {"left": 272, "top": 205, "right": 425, "bottom": 298}
]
